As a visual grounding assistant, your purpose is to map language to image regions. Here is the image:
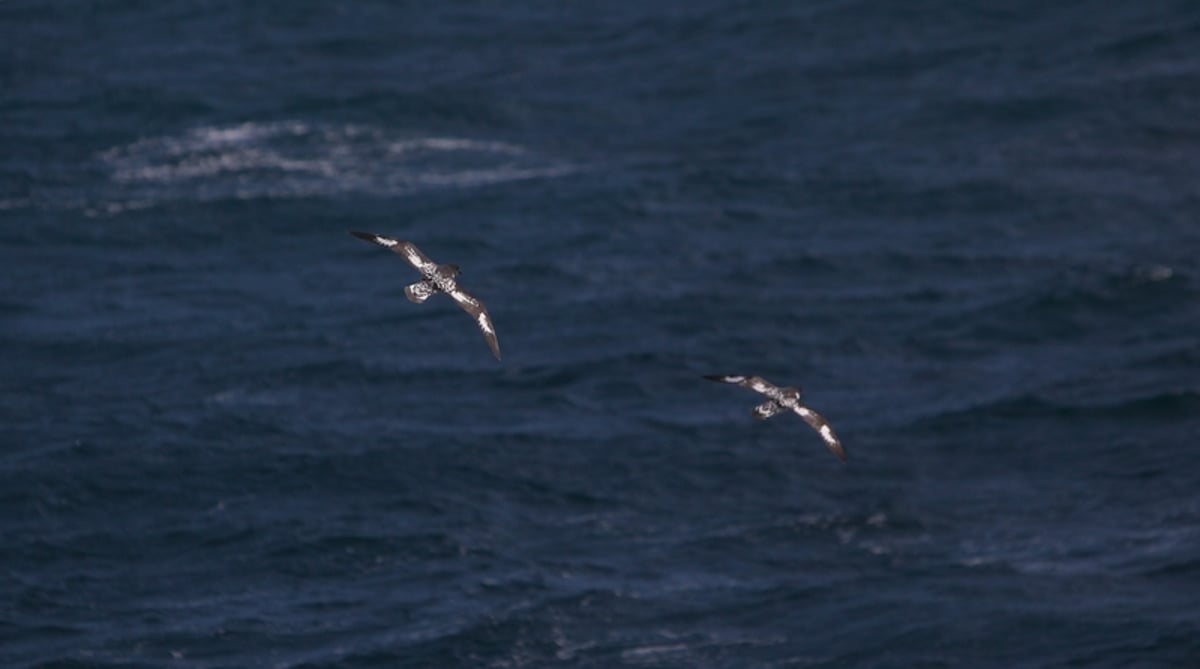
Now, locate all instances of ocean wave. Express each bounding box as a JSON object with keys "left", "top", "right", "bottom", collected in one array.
[
  {"left": 93, "top": 120, "right": 578, "bottom": 209},
  {"left": 917, "top": 262, "right": 1191, "bottom": 345},
  {"left": 916, "top": 390, "right": 1200, "bottom": 429},
  {"left": 955, "top": 523, "right": 1199, "bottom": 578}
]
